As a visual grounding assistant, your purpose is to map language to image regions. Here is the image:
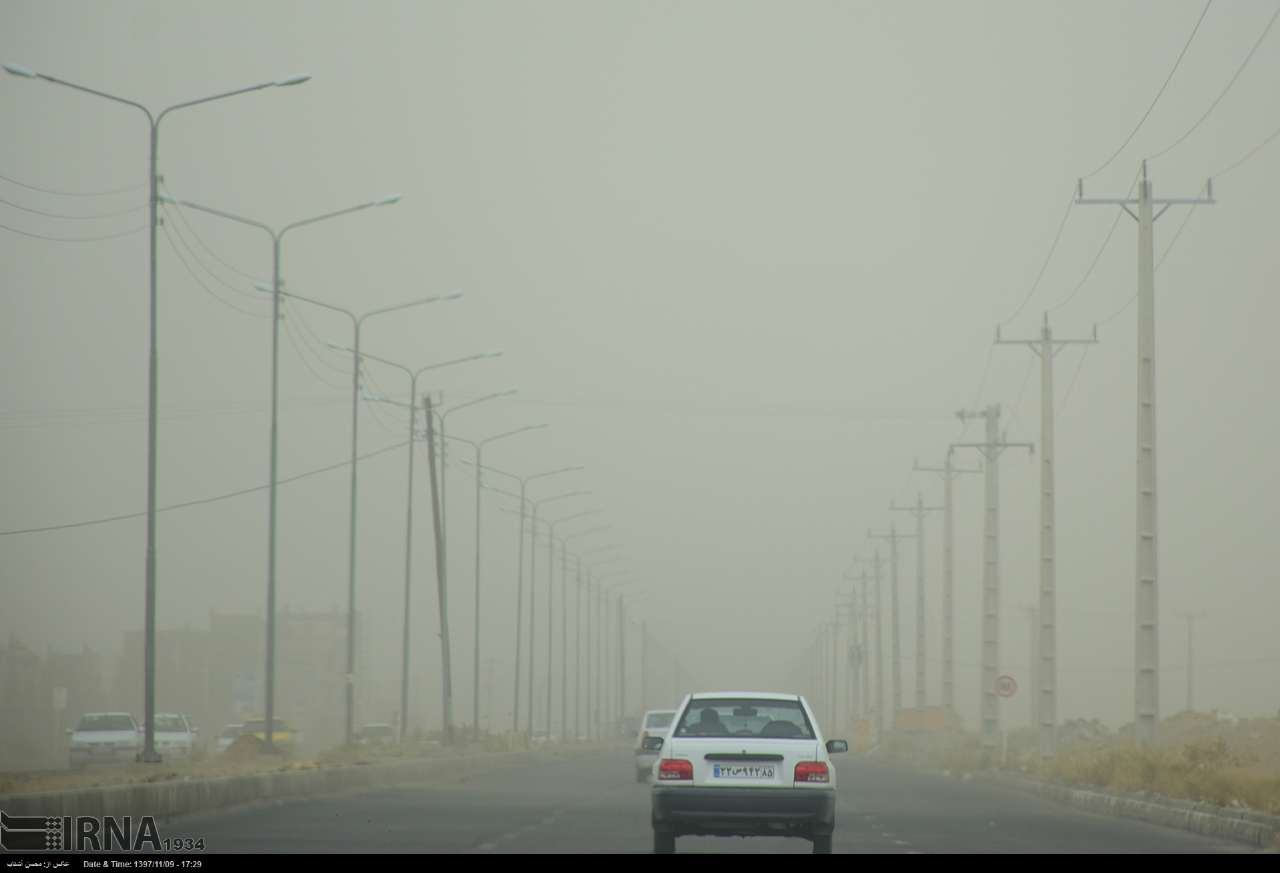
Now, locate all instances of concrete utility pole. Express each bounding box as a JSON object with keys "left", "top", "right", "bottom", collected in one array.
[
  {"left": 914, "top": 454, "right": 981, "bottom": 715},
  {"left": 871, "top": 551, "right": 885, "bottom": 739},
  {"left": 1077, "top": 161, "right": 1214, "bottom": 747},
  {"left": 997, "top": 314, "right": 1097, "bottom": 759},
  {"left": 1179, "top": 611, "right": 1207, "bottom": 713},
  {"left": 953, "top": 405, "right": 1033, "bottom": 757},
  {"left": 423, "top": 397, "right": 453, "bottom": 743},
  {"left": 891, "top": 494, "right": 943, "bottom": 709},
  {"left": 869, "top": 524, "right": 915, "bottom": 725},
  {"left": 1022, "top": 604, "right": 1040, "bottom": 731}
]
